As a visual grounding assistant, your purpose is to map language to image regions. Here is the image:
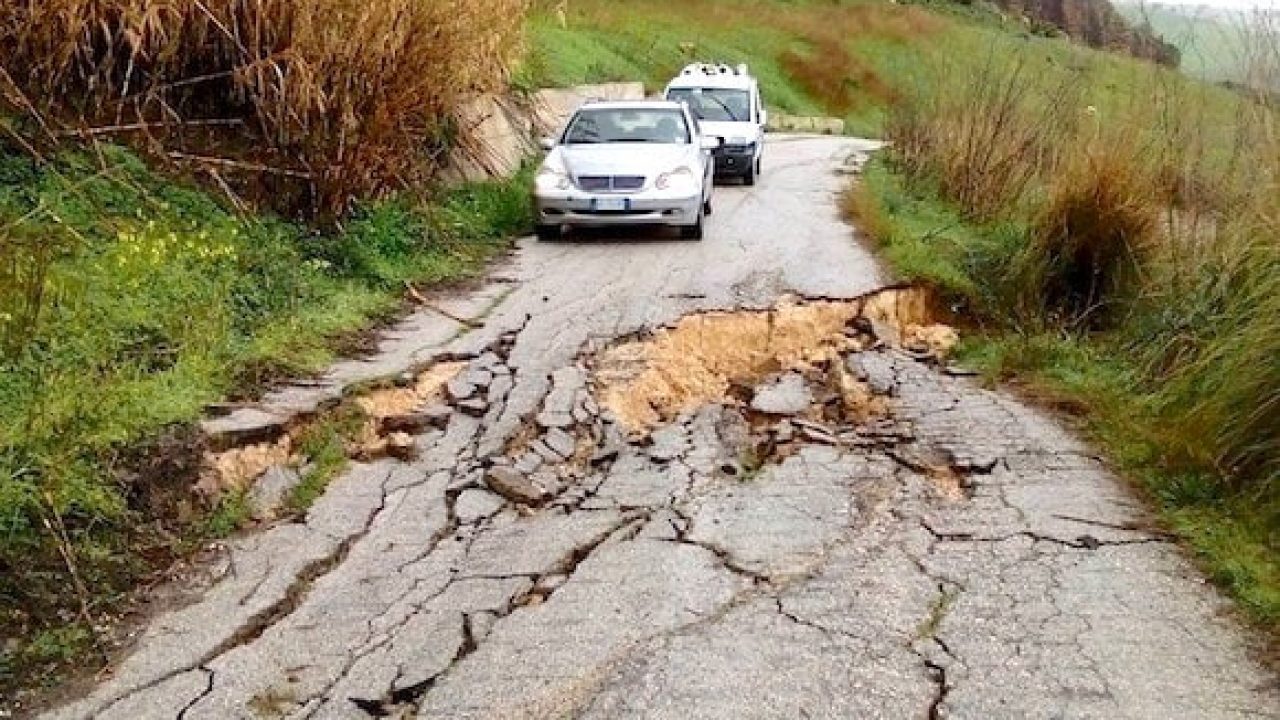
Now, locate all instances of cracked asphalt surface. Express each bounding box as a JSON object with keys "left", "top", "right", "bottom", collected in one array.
[{"left": 46, "top": 136, "right": 1278, "bottom": 719}]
